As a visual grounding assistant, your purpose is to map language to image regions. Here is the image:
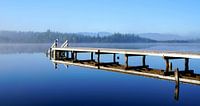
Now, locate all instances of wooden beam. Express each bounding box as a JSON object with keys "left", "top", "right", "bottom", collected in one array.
[
  {"left": 127, "top": 65, "right": 149, "bottom": 70},
  {"left": 75, "top": 60, "right": 95, "bottom": 63},
  {"left": 97, "top": 62, "right": 119, "bottom": 66},
  {"left": 163, "top": 56, "right": 184, "bottom": 59},
  {"left": 95, "top": 52, "right": 116, "bottom": 54},
  {"left": 126, "top": 54, "right": 145, "bottom": 57}
]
